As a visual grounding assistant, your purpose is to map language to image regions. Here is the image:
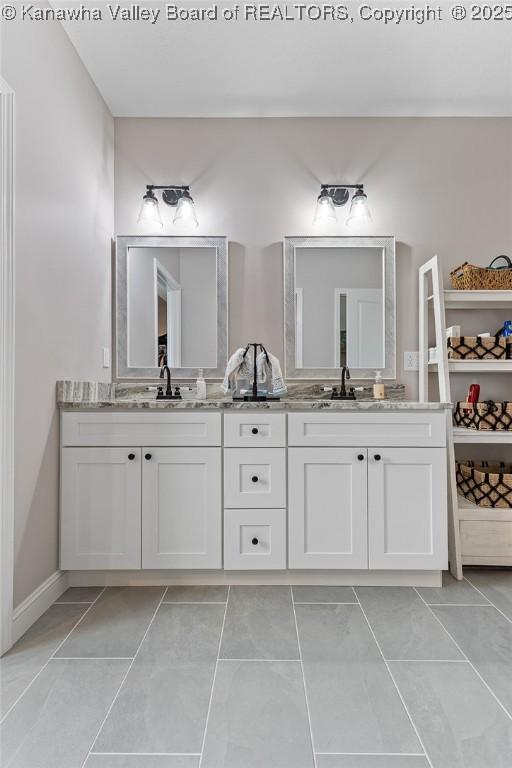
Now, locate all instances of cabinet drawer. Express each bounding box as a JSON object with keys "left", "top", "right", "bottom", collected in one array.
[
  {"left": 288, "top": 412, "right": 446, "bottom": 448},
  {"left": 461, "top": 520, "right": 512, "bottom": 558},
  {"left": 224, "top": 509, "right": 286, "bottom": 570},
  {"left": 224, "top": 413, "right": 286, "bottom": 447},
  {"left": 62, "top": 411, "right": 221, "bottom": 447},
  {"left": 224, "top": 448, "right": 286, "bottom": 508}
]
